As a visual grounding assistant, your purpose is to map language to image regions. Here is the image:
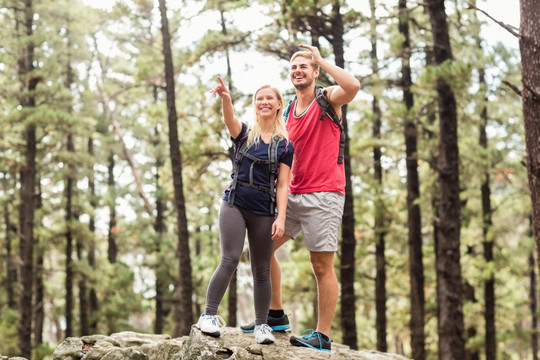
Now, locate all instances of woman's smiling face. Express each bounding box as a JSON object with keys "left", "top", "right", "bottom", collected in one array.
[{"left": 254, "top": 87, "right": 282, "bottom": 119}]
